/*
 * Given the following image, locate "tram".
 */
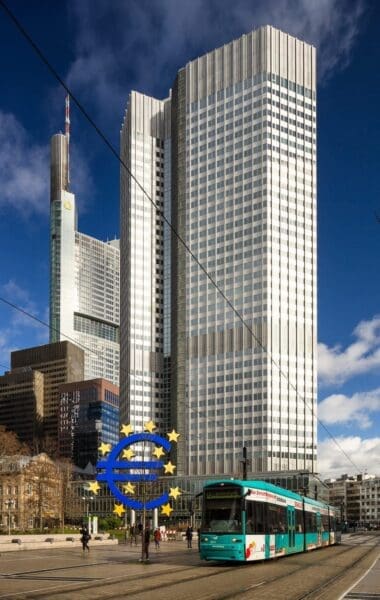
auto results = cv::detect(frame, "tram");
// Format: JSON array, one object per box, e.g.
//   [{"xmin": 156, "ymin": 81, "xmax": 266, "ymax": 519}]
[{"xmin": 199, "ymin": 479, "xmax": 341, "ymax": 562}]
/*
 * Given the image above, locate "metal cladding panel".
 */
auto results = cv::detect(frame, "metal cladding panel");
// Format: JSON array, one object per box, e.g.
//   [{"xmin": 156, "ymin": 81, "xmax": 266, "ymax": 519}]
[{"xmin": 185, "ymin": 26, "xmax": 315, "ymax": 104}]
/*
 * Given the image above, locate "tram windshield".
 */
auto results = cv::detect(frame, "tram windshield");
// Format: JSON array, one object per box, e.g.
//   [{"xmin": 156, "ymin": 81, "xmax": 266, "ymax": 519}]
[{"xmin": 202, "ymin": 487, "xmax": 242, "ymax": 533}]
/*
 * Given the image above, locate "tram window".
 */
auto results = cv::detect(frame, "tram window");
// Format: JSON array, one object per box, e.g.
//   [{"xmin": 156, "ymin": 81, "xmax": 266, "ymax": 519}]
[
  {"xmin": 267, "ymin": 503, "xmax": 287, "ymax": 534},
  {"xmin": 203, "ymin": 491, "xmax": 242, "ymax": 533},
  {"xmin": 330, "ymin": 516, "xmax": 336, "ymax": 532},
  {"xmin": 246, "ymin": 500, "xmax": 265, "ymax": 533},
  {"xmin": 295, "ymin": 509, "xmax": 304, "ymax": 533},
  {"xmin": 321, "ymin": 514, "xmax": 329, "ymax": 531},
  {"xmin": 304, "ymin": 511, "xmax": 317, "ymax": 532},
  {"xmin": 246, "ymin": 501, "xmax": 254, "ymax": 532}
]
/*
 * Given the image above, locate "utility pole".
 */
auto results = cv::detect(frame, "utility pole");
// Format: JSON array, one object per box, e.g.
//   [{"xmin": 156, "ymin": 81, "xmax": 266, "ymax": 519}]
[
  {"xmin": 6, "ymin": 500, "xmax": 14, "ymax": 535},
  {"xmin": 241, "ymin": 446, "xmax": 249, "ymax": 480}
]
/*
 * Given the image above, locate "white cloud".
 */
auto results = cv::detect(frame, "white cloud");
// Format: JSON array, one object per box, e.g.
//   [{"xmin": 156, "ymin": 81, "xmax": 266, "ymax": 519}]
[
  {"xmin": 0, "ymin": 111, "xmax": 48, "ymax": 215},
  {"xmin": 318, "ymin": 315, "xmax": 380, "ymax": 386},
  {"xmin": 263, "ymin": 0, "xmax": 365, "ymax": 80},
  {"xmin": 1, "ymin": 280, "xmax": 44, "ymax": 330},
  {"xmin": 0, "ymin": 280, "xmax": 48, "ymax": 370},
  {"xmin": 65, "ymin": 0, "xmax": 366, "ymax": 123},
  {"xmin": 319, "ymin": 388, "xmax": 380, "ymax": 429},
  {"xmin": 318, "ymin": 435, "xmax": 380, "ymax": 478},
  {"xmin": 0, "ymin": 109, "xmax": 94, "ymax": 217}
]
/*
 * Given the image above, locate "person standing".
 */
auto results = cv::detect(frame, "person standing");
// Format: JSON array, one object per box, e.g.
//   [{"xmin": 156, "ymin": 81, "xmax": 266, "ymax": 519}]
[
  {"xmin": 154, "ymin": 528, "xmax": 161, "ymax": 550},
  {"xmin": 185, "ymin": 525, "xmax": 193, "ymax": 549},
  {"xmin": 130, "ymin": 524, "xmax": 137, "ymax": 546},
  {"xmin": 80, "ymin": 525, "xmax": 90, "ymax": 553},
  {"xmin": 141, "ymin": 526, "xmax": 150, "ymax": 561}
]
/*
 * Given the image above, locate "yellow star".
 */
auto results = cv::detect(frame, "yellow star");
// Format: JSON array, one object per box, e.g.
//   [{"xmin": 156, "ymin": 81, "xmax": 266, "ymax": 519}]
[
  {"xmin": 152, "ymin": 446, "xmax": 165, "ymax": 459},
  {"xmin": 120, "ymin": 423, "xmax": 134, "ymax": 436},
  {"xmin": 87, "ymin": 481, "xmax": 100, "ymax": 495},
  {"xmin": 164, "ymin": 461, "xmax": 176, "ymax": 474},
  {"xmin": 123, "ymin": 482, "xmax": 136, "ymax": 495},
  {"xmin": 113, "ymin": 503, "xmax": 126, "ymax": 517},
  {"xmin": 122, "ymin": 448, "xmax": 135, "ymax": 460},
  {"xmin": 98, "ymin": 442, "xmax": 112, "ymax": 456},
  {"xmin": 144, "ymin": 420, "xmax": 157, "ymax": 433},
  {"xmin": 167, "ymin": 429, "xmax": 180, "ymax": 443},
  {"xmin": 169, "ymin": 486, "xmax": 181, "ymax": 500},
  {"xmin": 161, "ymin": 503, "xmax": 173, "ymax": 517}
]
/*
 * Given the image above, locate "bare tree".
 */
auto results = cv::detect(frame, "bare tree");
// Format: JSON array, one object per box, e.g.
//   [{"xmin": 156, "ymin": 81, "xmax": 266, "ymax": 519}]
[
  {"xmin": 24, "ymin": 454, "xmax": 62, "ymax": 530},
  {"xmin": 56, "ymin": 458, "xmax": 74, "ymax": 531},
  {"xmin": 0, "ymin": 425, "xmax": 30, "ymax": 456}
]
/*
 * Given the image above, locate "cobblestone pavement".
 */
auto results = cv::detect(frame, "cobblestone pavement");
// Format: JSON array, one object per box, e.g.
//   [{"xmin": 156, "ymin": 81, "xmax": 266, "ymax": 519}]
[{"xmin": 0, "ymin": 534, "xmax": 378, "ymax": 599}]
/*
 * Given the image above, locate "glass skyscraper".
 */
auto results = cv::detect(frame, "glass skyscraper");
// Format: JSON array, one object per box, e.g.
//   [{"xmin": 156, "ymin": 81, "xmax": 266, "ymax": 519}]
[
  {"xmin": 120, "ymin": 26, "xmax": 317, "ymax": 476},
  {"xmin": 50, "ymin": 107, "xmax": 120, "ymax": 386}
]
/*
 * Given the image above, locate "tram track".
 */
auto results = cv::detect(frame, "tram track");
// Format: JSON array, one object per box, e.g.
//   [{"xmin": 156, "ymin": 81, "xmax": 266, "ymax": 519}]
[
  {"xmin": 6, "ymin": 561, "xmax": 240, "ymax": 599},
  {"xmin": 293, "ymin": 540, "xmax": 380, "ymax": 600},
  {"xmin": 182, "ymin": 535, "xmax": 380, "ymax": 600},
  {"xmin": 224, "ymin": 536, "xmax": 380, "ymax": 600},
  {"xmin": 5, "ymin": 536, "xmax": 379, "ymax": 600}
]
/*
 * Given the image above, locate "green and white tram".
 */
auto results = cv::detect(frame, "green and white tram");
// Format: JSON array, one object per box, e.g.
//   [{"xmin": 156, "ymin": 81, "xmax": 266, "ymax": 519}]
[{"xmin": 200, "ymin": 479, "xmax": 341, "ymax": 562}]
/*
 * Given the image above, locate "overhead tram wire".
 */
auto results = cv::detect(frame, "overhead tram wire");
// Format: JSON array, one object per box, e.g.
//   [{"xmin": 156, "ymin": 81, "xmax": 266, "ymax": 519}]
[
  {"xmin": 0, "ymin": 0, "xmax": 362, "ymax": 474},
  {"xmin": 0, "ymin": 295, "xmax": 105, "ymax": 363}
]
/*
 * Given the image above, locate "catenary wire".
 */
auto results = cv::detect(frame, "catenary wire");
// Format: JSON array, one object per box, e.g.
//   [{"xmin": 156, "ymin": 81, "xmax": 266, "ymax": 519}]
[
  {"xmin": 0, "ymin": 0, "xmax": 362, "ymax": 473},
  {"xmin": 0, "ymin": 295, "xmax": 110, "ymax": 361}
]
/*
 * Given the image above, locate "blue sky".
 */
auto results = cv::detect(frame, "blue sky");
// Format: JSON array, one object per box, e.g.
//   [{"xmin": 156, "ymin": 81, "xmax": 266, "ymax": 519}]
[{"xmin": 0, "ymin": 0, "xmax": 379, "ymax": 478}]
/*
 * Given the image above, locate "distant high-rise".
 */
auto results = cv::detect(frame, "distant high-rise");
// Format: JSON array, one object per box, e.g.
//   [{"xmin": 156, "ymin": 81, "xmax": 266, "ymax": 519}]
[
  {"xmin": 11, "ymin": 341, "xmax": 84, "ymax": 440},
  {"xmin": 58, "ymin": 378, "xmax": 119, "ymax": 468},
  {"xmin": 120, "ymin": 26, "xmax": 317, "ymax": 476},
  {"xmin": 50, "ymin": 97, "xmax": 120, "ymax": 385},
  {"xmin": 0, "ymin": 368, "xmax": 44, "ymax": 445}
]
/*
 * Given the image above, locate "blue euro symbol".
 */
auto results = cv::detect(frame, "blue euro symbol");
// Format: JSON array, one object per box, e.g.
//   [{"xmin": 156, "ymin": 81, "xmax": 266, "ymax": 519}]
[{"xmin": 96, "ymin": 432, "xmax": 172, "ymax": 510}]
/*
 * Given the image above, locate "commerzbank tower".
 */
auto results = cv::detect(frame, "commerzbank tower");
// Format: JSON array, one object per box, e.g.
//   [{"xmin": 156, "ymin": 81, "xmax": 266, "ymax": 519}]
[
  {"xmin": 120, "ymin": 26, "xmax": 317, "ymax": 477},
  {"xmin": 50, "ymin": 97, "xmax": 120, "ymax": 386}
]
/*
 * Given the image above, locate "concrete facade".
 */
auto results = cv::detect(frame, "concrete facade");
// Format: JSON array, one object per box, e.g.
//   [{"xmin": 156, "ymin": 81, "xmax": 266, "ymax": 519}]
[
  {"xmin": 120, "ymin": 26, "xmax": 317, "ymax": 477},
  {"xmin": 11, "ymin": 341, "xmax": 84, "ymax": 440},
  {"xmin": 0, "ymin": 369, "xmax": 44, "ymax": 445}
]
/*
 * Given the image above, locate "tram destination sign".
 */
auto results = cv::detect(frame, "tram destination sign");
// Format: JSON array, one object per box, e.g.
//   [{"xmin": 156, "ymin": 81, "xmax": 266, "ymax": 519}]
[{"xmin": 205, "ymin": 489, "xmax": 241, "ymax": 500}]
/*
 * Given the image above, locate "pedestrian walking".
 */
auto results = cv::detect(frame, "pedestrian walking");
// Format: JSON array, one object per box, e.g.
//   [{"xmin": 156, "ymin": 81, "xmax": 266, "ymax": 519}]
[
  {"xmin": 154, "ymin": 528, "xmax": 161, "ymax": 550},
  {"xmin": 80, "ymin": 525, "xmax": 91, "ymax": 553},
  {"xmin": 185, "ymin": 525, "xmax": 193, "ymax": 549}
]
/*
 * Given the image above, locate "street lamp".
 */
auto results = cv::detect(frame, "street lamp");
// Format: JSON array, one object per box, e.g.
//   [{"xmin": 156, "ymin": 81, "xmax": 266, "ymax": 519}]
[
  {"xmin": 82, "ymin": 496, "xmax": 94, "ymax": 520},
  {"xmin": 5, "ymin": 500, "xmax": 15, "ymax": 535}
]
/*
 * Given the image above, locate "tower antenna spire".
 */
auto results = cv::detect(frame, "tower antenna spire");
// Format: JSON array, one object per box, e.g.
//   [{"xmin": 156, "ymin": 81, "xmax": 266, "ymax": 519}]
[{"xmin": 65, "ymin": 94, "xmax": 70, "ymax": 187}]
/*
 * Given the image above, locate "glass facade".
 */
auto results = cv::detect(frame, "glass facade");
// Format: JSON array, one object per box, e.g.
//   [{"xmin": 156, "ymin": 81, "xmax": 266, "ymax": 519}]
[
  {"xmin": 121, "ymin": 26, "xmax": 317, "ymax": 477},
  {"xmin": 58, "ymin": 380, "xmax": 119, "ymax": 468},
  {"xmin": 49, "ymin": 133, "xmax": 120, "ymax": 386}
]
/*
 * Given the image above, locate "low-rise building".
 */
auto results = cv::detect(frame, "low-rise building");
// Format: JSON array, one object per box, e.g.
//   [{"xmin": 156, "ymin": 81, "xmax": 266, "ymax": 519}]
[
  {"xmin": 0, "ymin": 454, "xmax": 63, "ymax": 531},
  {"xmin": 326, "ymin": 474, "xmax": 380, "ymax": 528}
]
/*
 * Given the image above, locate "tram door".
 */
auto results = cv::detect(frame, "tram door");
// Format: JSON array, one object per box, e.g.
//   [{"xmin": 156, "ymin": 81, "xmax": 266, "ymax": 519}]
[
  {"xmin": 287, "ymin": 506, "xmax": 295, "ymax": 549},
  {"xmin": 316, "ymin": 513, "xmax": 322, "ymax": 546}
]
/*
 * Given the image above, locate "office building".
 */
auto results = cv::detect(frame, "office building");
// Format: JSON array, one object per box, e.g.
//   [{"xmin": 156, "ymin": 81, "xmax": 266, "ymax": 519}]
[
  {"xmin": 11, "ymin": 341, "xmax": 84, "ymax": 439},
  {"xmin": 58, "ymin": 378, "xmax": 119, "ymax": 468},
  {"xmin": 0, "ymin": 368, "xmax": 44, "ymax": 446},
  {"xmin": 120, "ymin": 94, "xmax": 170, "ymax": 436},
  {"xmin": 50, "ymin": 98, "xmax": 120, "ymax": 385},
  {"xmin": 120, "ymin": 26, "xmax": 317, "ymax": 476}
]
